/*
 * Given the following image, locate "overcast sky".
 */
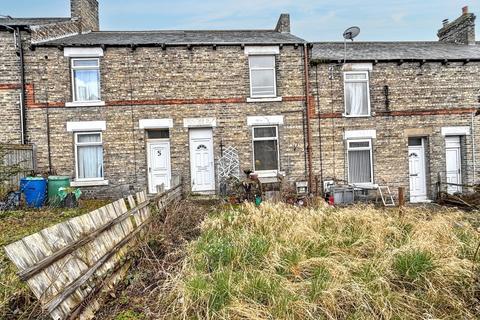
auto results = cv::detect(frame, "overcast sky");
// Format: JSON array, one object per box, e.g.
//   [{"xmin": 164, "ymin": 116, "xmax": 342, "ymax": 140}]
[{"xmin": 2, "ymin": 0, "xmax": 479, "ymax": 41}]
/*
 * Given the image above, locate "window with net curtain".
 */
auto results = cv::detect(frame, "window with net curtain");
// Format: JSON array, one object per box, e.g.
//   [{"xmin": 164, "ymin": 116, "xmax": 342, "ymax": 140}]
[
  {"xmin": 253, "ymin": 126, "xmax": 279, "ymax": 171},
  {"xmin": 249, "ymin": 55, "xmax": 276, "ymax": 97},
  {"xmin": 344, "ymin": 72, "xmax": 370, "ymax": 116},
  {"xmin": 75, "ymin": 133, "xmax": 103, "ymax": 180},
  {"xmin": 347, "ymin": 140, "xmax": 373, "ymax": 184},
  {"xmin": 71, "ymin": 58, "xmax": 100, "ymax": 102}
]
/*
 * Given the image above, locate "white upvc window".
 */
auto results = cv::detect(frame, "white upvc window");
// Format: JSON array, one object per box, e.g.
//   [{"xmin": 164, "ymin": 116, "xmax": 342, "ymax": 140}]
[
  {"xmin": 344, "ymin": 71, "xmax": 371, "ymax": 117},
  {"xmin": 347, "ymin": 139, "xmax": 373, "ymax": 184},
  {"xmin": 249, "ymin": 55, "xmax": 277, "ymax": 98},
  {"xmin": 71, "ymin": 58, "xmax": 101, "ymax": 102},
  {"xmin": 252, "ymin": 126, "xmax": 279, "ymax": 172},
  {"xmin": 74, "ymin": 132, "xmax": 104, "ymax": 180}
]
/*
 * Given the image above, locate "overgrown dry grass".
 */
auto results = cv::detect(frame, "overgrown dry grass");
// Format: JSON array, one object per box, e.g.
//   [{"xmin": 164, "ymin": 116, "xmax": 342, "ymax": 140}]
[
  {"xmin": 162, "ymin": 203, "xmax": 480, "ymax": 319},
  {"xmin": 95, "ymin": 198, "xmax": 216, "ymax": 320}
]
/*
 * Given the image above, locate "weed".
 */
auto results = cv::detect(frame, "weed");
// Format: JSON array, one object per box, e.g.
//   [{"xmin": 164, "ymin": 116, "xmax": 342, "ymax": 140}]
[
  {"xmin": 393, "ymin": 249, "xmax": 434, "ymax": 282},
  {"xmin": 114, "ymin": 310, "xmax": 144, "ymax": 320},
  {"xmin": 308, "ymin": 266, "xmax": 331, "ymax": 301}
]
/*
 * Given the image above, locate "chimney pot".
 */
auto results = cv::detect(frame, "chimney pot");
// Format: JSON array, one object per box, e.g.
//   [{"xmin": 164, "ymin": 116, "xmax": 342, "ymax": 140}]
[{"xmin": 462, "ymin": 6, "xmax": 469, "ymax": 14}]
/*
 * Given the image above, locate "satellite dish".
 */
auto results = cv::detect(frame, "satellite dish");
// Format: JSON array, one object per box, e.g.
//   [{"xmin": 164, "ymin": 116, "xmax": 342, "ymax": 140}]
[{"xmin": 343, "ymin": 26, "xmax": 360, "ymax": 41}]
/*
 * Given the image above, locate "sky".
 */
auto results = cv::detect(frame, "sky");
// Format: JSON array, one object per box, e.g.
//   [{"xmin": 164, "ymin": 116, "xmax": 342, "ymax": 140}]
[{"xmin": 2, "ymin": 0, "xmax": 480, "ymax": 41}]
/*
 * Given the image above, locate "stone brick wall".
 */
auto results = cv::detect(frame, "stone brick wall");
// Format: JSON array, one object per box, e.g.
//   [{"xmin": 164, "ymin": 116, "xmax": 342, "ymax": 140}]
[
  {"xmin": 0, "ymin": 30, "xmax": 25, "ymax": 144},
  {"xmin": 71, "ymin": 0, "xmax": 99, "ymax": 32},
  {"xmin": 310, "ymin": 61, "xmax": 480, "ymax": 200},
  {"xmin": 24, "ymin": 45, "xmax": 308, "ymax": 197}
]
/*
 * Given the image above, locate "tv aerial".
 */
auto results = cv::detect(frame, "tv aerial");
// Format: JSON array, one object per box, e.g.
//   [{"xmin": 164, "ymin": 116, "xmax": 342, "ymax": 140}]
[{"xmin": 342, "ymin": 26, "xmax": 360, "ymax": 63}]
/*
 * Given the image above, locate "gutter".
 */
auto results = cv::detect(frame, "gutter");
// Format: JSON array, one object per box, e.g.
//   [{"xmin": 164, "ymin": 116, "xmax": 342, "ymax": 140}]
[
  {"xmin": 303, "ymin": 44, "xmax": 314, "ymax": 193},
  {"xmin": 311, "ymin": 58, "xmax": 480, "ymax": 64},
  {"xmin": 31, "ymin": 42, "xmax": 305, "ymax": 49}
]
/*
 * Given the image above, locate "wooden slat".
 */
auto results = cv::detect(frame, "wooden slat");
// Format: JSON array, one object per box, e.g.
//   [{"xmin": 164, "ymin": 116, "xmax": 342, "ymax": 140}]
[
  {"xmin": 11, "ymin": 199, "xmax": 151, "ymax": 281},
  {"xmin": 3, "ymin": 180, "xmax": 183, "ymax": 320}
]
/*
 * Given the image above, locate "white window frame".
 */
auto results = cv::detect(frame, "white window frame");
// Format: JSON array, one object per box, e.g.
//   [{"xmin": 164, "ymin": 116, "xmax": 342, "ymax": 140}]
[
  {"xmin": 343, "ymin": 71, "xmax": 371, "ymax": 117},
  {"xmin": 346, "ymin": 139, "xmax": 374, "ymax": 185},
  {"xmin": 74, "ymin": 131, "xmax": 104, "ymax": 181},
  {"xmin": 248, "ymin": 55, "xmax": 277, "ymax": 99},
  {"xmin": 252, "ymin": 126, "xmax": 280, "ymax": 174},
  {"xmin": 71, "ymin": 57, "xmax": 101, "ymax": 103}
]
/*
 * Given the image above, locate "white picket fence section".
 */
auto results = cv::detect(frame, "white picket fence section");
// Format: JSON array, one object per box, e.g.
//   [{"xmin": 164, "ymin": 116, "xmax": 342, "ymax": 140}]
[{"xmin": 3, "ymin": 181, "xmax": 182, "ymax": 320}]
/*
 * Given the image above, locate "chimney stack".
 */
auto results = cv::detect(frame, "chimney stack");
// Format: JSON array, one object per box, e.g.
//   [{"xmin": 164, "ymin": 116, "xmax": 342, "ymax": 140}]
[
  {"xmin": 275, "ymin": 13, "xmax": 290, "ymax": 33},
  {"xmin": 71, "ymin": 0, "xmax": 99, "ymax": 32},
  {"xmin": 438, "ymin": 6, "xmax": 476, "ymax": 45}
]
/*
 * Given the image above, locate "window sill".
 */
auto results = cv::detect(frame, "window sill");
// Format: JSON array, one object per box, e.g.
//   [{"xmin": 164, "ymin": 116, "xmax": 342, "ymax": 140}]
[
  {"xmin": 66, "ymin": 101, "xmax": 106, "ymax": 108},
  {"xmin": 247, "ymin": 97, "xmax": 283, "ymax": 103},
  {"xmin": 351, "ymin": 183, "xmax": 378, "ymax": 189},
  {"xmin": 71, "ymin": 179, "xmax": 109, "ymax": 187},
  {"xmin": 342, "ymin": 114, "xmax": 371, "ymax": 118},
  {"xmin": 254, "ymin": 170, "xmax": 285, "ymax": 178}
]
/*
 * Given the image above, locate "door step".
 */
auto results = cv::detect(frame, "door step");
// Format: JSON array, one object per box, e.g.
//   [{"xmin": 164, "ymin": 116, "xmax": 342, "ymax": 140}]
[{"xmin": 189, "ymin": 192, "xmax": 219, "ymax": 201}]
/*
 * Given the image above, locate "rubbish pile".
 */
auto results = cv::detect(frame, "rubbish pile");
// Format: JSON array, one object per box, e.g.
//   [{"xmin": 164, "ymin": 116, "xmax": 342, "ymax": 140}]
[{"xmin": 437, "ymin": 187, "xmax": 480, "ymax": 210}]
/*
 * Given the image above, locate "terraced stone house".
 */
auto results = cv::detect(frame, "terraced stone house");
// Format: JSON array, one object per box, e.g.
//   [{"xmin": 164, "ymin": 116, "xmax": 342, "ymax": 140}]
[
  {"xmin": 1, "ymin": 0, "xmax": 480, "ymax": 201},
  {"xmin": 1, "ymin": 0, "xmax": 310, "ymax": 197},
  {"xmin": 309, "ymin": 7, "xmax": 480, "ymax": 202}
]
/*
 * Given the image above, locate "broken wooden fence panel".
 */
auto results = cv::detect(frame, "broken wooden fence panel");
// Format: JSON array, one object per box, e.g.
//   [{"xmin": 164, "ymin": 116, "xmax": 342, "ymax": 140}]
[{"xmin": 4, "ymin": 182, "xmax": 182, "ymax": 320}]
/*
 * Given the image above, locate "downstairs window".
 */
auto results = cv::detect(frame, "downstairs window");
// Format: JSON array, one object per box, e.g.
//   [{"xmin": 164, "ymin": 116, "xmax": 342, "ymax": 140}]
[
  {"xmin": 253, "ymin": 126, "xmax": 279, "ymax": 171},
  {"xmin": 75, "ymin": 132, "xmax": 104, "ymax": 180},
  {"xmin": 347, "ymin": 139, "xmax": 373, "ymax": 184}
]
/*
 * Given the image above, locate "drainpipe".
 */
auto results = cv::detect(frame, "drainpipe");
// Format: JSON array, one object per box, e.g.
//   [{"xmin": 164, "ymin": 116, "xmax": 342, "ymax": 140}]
[
  {"xmin": 303, "ymin": 44, "xmax": 314, "ymax": 193},
  {"xmin": 472, "ymin": 112, "xmax": 476, "ymax": 183},
  {"xmin": 17, "ymin": 27, "xmax": 27, "ymax": 145},
  {"xmin": 315, "ymin": 63, "xmax": 324, "ymax": 191}
]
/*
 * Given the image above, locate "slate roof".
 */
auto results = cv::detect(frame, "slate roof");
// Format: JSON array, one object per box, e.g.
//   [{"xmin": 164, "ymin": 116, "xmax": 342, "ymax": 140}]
[
  {"xmin": 312, "ymin": 41, "xmax": 480, "ymax": 61},
  {"xmin": 38, "ymin": 30, "xmax": 306, "ymax": 46},
  {"xmin": 0, "ymin": 17, "xmax": 70, "ymax": 27}
]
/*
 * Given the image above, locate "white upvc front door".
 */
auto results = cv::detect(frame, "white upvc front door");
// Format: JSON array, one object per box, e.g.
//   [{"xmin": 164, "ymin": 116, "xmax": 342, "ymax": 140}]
[
  {"xmin": 147, "ymin": 140, "xmax": 171, "ymax": 194},
  {"xmin": 189, "ymin": 128, "xmax": 215, "ymax": 192},
  {"xmin": 445, "ymin": 136, "xmax": 462, "ymax": 194},
  {"xmin": 408, "ymin": 139, "xmax": 427, "ymax": 202}
]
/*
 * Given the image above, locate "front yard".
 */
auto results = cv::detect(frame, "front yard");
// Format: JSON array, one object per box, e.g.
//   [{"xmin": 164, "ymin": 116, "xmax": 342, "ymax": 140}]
[
  {"xmin": 2, "ymin": 199, "xmax": 480, "ymax": 319},
  {"xmin": 99, "ymin": 202, "xmax": 480, "ymax": 320}
]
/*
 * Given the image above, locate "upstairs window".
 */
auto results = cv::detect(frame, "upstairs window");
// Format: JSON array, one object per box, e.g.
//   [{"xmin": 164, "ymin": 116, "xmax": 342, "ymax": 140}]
[
  {"xmin": 347, "ymin": 139, "xmax": 373, "ymax": 184},
  {"xmin": 344, "ymin": 71, "xmax": 370, "ymax": 117},
  {"xmin": 252, "ymin": 126, "xmax": 279, "ymax": 171},
  {"xmin": 71, "ymin": 58, "xmax": 101, "ymax": 102},
  {"xmin": 75, "ymin": 132, "xmax": 103, "ymax": 180},
  {"xmin": 249, "ymin": 55, "xmax": 276, "ymax": 98}
]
